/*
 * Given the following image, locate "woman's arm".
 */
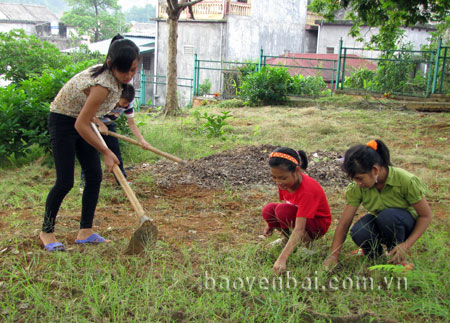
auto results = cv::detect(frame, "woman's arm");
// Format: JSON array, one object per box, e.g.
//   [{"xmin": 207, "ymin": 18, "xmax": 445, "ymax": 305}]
[
  {"xmin": 388, "ymin": 198, "xmax": 432, "ymax": 263},
  {"xmin": 127, "ymin": 118, "xmax": 151, "ymax": 149},
  {"xmin": 322, "ymin": 204, "xmax": 359, "ymax": 269},
  {"xmin": 273, "ymin": 217, "xmax": 308, "ymax": 275},
  {"xmin": 75, "ymin": 85, "xmax": 119, "ymax": 171}
]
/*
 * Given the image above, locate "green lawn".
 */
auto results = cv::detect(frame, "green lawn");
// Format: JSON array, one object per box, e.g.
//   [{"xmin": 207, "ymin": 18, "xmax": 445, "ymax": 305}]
[{"xmin": 0, "ymin": 103, "xmax": 448, "ymax": 322}]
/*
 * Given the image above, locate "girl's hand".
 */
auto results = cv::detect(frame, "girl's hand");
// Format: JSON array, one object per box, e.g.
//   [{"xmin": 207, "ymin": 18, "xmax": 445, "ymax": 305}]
[
  {"xmin": 388, "ymin": 242, "xmax": 409, "ymax": 264},
  {"xmin": 322, "ymin": 255, "xmax": 338, "ymax": 271},
  {"xmin": 103, "ymin": 149, "xmax": 120, "ymax": 172},
  {"xmin": 139, "ymin": 139, "xmax": 151, "ymax": 150},
  {"xmin": 98, "ymin": 123, "xmax": 108, "ymax": 136},
  {"xmin": 273, "ymin": 258, "xmax": 287, "ymax": 276},
  {"xmin": 263, "ymin": 225, "xmax": 274, "ymax": 237}
]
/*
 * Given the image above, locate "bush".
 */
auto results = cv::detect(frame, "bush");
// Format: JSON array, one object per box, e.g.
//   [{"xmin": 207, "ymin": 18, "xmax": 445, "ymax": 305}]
[
  {"xmin": 239, "ymin": 66, "xmax": 292, "ymax": 105},
  {"xmin": 289, "ymin": 74, "xmax": 327, "ymax": 96},
  {"xmin": 344, "ymin": 68, "xmax": 376, "ymax": 89},
  {"xmin": 197, "ymin": 79, "xmax": 212, "ymax": 96},
  {"xmin": 0, "ymin": 60, "xmax": 97, "ymax": 161}
]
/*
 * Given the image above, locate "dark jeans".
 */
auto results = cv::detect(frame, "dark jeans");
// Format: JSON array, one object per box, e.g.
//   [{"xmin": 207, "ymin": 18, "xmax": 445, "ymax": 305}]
[
  {"xmin": 43, "ymin": 112, "xmax": 102, "ymax": 233},
  {"xmin": 80, "ymin": 123, "xmax": 126, "ymax": 185},
  {"xmin": 350, "ymin": 208, "xmax": 416, "ymax": 258}
]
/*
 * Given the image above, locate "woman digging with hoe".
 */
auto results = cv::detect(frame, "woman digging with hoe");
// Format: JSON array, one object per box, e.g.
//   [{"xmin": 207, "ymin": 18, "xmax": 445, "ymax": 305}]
[
  {"xmin": 39, "ymin": 35, "xmax": 140, "ymax": 251},
  {"xmin": 323, "ymin": 139, "xmax": 432, "ymax": 270}
]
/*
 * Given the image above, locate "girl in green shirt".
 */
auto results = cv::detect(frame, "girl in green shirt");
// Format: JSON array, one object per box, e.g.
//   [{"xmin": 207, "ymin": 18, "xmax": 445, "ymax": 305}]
[{"xmin": 323, "ymin": 139, "xmax": 432, "ymax": 269}]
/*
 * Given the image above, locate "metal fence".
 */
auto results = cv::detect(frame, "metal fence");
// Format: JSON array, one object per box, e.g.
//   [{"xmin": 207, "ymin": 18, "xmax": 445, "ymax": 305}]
[
  {"xmin": 335, "ymin": 38, "xmax": 450, "ymax": 97},
  {"xmin": 193, "ymin": 49, "xmax": 336, "ymax": 99},
  {"xmin": 139, "ymin": 68, "xmax": 194, "ymax": 108}
]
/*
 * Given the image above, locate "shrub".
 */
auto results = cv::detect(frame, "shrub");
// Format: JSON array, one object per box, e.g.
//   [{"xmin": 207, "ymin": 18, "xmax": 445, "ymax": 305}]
[
  {"xmin": 289, "ymin": 74, "xmax": 327, "ymax": 96},
  {"xmin": 197, "ymin": 79, "xmax": 212, "ymax": 96},
  {"xmin": 0, "ymin": 60, "xmax": 97, "ymax": 161},
  {"xmin": 239, "ymin": 66, "xmax": 292, "ymax": 105},
  {"xmin": 344, "ymin": 68, "xmax": 376, "ymax": 90}
]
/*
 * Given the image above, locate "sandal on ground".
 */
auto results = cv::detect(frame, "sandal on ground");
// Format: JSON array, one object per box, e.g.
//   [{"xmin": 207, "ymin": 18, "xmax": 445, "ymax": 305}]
[
  {"xmin": 75, "ymin": 233, "xmax": 107, "ymax": 244},
  {"xmin": 43, "ymin": 242, "xmax": 65, "ymax": 252}
]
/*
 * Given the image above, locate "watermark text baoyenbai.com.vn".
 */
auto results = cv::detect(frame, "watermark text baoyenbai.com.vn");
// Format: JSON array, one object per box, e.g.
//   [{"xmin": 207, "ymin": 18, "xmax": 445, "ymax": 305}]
[{"xmin": 202, "ymin": 271, "xmax": 408, "ymax": 292}]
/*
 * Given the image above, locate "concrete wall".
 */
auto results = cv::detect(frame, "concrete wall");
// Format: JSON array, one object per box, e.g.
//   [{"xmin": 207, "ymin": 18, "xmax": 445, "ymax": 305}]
[
  {"xmin": 317, "ymin": 24, "xmax": 434, "ymax": 57},
  {"xmin": 155, "ymin": 20, "xmax": 225, "ymax": 107},
  {"xmin": 226, "ymin": 0, "xmax": 307, "ymax": 60},
  {"xmin": 0, "ymin": 22, "xmax": 35, "ymax": 34}
]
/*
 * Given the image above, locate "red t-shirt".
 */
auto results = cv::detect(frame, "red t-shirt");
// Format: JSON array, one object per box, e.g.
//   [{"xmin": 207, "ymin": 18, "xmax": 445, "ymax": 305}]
[{"xmin": 278, "ymin": 173, "xmax": 331, "ymax": 220}]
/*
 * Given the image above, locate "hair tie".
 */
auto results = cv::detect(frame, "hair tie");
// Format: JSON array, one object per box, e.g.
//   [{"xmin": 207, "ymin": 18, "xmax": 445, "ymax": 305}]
[
  {"xmin": 366, "ymin": 140, "xmax": 378, "ymax": 151},
  {"xmin": 269, "ymin": 152, "xmax": 299, "ymax": 165}
]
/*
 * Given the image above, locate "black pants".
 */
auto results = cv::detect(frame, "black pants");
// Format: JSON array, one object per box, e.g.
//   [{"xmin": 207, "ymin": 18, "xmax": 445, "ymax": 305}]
[
  {"xmin": 350, "ymin": 208, "xmax": 416, "ymax": 258},
  {"xmin": 42, "ymin": 112, "xmax": 102, "ymax": 233},
  {"xmin": 80, "ymin": 123, "xmax": 126, "ymax": 185}
]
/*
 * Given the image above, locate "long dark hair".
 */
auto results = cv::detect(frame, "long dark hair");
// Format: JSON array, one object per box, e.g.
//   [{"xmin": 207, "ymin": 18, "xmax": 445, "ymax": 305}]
[
  {"xmin": 91, "ymin": 34, "xmax": 140, "ymax": 78},
  {"xmin": 343, "ymin": 139, "xmax": 392, "ymax": 178},
  {"xmin": 268, "ymin": 147, "xmax": 308, "ymax": 173}
]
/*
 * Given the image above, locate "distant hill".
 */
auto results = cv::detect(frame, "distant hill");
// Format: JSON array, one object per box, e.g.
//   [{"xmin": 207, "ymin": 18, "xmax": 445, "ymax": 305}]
[{"xmin": 0, "ymin": 0, "xmax": 68, "ymax": 15}]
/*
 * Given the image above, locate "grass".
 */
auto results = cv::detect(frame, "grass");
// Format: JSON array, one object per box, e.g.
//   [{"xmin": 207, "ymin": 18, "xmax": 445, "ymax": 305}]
[{"xmin": 0, "ymin": 103, "xmax": 449, "ymax": 321}]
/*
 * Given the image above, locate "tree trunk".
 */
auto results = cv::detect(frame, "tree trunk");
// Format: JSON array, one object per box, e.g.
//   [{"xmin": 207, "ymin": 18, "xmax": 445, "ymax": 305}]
[{"xmin": 165, "ymin": 17, "xmax": 180, "ymax": 116}]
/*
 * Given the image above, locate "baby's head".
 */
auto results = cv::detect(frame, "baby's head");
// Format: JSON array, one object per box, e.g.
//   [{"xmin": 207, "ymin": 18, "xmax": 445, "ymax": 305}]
[{"xmin": 119, "ymin": 84, "xmax": 135, "ymax": 108}]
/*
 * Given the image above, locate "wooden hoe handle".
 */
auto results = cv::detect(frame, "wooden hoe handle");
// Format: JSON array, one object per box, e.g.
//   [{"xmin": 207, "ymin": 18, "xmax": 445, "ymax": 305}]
[
  {"xmin": 106, "ymin": 131, "xmax": 185, "ymax": 165},
  {"xmin": 91, "ymin": 123, "xmax": 146, "ymax": 219}
]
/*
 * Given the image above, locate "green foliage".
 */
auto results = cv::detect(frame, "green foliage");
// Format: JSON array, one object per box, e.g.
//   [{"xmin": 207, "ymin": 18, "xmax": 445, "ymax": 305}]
[
  {"xmin": 344, "ymin": 68, "xmax": 376, "ymax": 90},
  {"xmin": 289, "ymin": 74, "xmax": 327, "ymax": 96},
  {"xmin": 0, "ymin": 29, "xmax": 72, "ymax": 83},
  {"xmin": 124, "ymin": 3, "xmax": 156, "ymax": 22},
  {"xmin": 197, "ymin": 79, "xmax": 212, "ymax": 96},
  {"xmin": 61, "ymin": 0, "xmax": 129, "ymax": 42},
  {"xmin": 0, "ymin": 61, "xmax": 96, "ymax": 162},
  {"xmin": 216, "ymin": 98, "xmax": 247, "ymax": 108},
  {"xmin": 309, "ymin": 0, "xmax": 450, "ymax": 49},
  {"xmin": 239, "ymin": 66, "xmax": 292, "ymax": 105},
  {"xmin": 68, "ymin": 44, "xmax": 105, "ymax": 64},
  {"xmin": 199, "ymin": 111, "xmax": 232, "ymax": 138}
]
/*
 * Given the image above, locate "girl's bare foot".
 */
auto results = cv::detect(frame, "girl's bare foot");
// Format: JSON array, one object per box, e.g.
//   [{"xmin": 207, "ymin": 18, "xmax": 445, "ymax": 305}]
[
  {"xmin": 76, "ymin": 228, "xmax": 111, "ymax": 243},
  {"xmin": 39, "ymin": 231, "xmax": 57, "ymax": 246}
]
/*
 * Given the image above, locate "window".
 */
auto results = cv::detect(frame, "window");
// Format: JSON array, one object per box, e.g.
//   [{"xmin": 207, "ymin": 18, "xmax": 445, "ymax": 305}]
[
  {"xmin": 326, "ymin": 47, "xmax": 334, "ymax": 54},
  {"xmin": 183, "ymin": 45, "xmax": 195, "ymax": 56},
  {"xmin": 143, "ymin": 55, "xmax": 152, "ymax": 70}
]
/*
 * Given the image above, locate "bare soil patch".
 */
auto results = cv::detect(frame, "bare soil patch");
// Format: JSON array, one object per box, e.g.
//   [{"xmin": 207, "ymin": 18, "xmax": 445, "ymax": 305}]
[{"xmin": 140, "ymin": 144, "xmax": 349, "ymax": 189}]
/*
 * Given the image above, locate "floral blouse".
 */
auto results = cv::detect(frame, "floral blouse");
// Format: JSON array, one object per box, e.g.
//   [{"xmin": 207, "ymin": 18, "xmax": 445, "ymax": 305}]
[{"xmin": 50, "ymin": 65, "xmax": 122, "ymax": 118}]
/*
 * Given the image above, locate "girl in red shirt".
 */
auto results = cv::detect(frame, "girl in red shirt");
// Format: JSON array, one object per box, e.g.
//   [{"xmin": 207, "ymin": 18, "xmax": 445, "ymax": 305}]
[{"xmin": 262, "ymin": 147, "xmax": 332, "ymax": 275}]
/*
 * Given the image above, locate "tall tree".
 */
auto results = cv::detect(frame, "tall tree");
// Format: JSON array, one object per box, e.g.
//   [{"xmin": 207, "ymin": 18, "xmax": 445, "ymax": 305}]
[
  {"xmin": 61, "ymin": 0, "xmax": 129, "ymax": 42},
  {"xmin": 162, "ymin": 0, "xmax": 203, "ymax": 116},
  {"xmin": 309, "ymin": 0, "xmax": 450, "ymax": 48},
  {"xmin": 125, "ymin": 4, "xmax": 156, "ymax": 23}
]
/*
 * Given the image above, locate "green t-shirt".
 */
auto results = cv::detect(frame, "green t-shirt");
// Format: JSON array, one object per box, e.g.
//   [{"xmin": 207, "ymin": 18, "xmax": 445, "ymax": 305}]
[{"xmin": 345, "ymin": 166, "xmax": 425, "ymax": 219}]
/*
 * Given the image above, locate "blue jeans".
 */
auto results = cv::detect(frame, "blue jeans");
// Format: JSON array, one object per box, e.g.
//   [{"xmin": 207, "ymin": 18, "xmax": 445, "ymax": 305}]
[{"xmin": 350, "ymin": 208, "xmax": 416, "ymax": 258}]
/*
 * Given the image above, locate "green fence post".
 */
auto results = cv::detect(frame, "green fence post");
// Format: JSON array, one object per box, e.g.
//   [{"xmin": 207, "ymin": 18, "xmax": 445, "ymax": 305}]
[
  {"xmin": 439, "ymin": 46, "xmax": 448, "ymax": 94},
  {"xmin": 258, "ymin": 48, "xmax": 263, "ymax": 71},
  {"xmin": 341, "ymin": 47, "xmax": 348, "ymax": 90},
  {"xmin": 331, "ymin": 60, "xmax": 335, "ymax": 96},
  {"xmin": 426, "ymin": 52, "xmax": 434, "ymax": 97},
  {"xmin": 335, "ymin": 38, "xmax": 343, "ymax": 92},
  {"xmin": 139, "ymin": 64, "xmax": 145, "ymax": 110},
  {"xmin": 432, "ymin": 38, "xmax": 442, "ymax": 94},
  {"xmin": 193, "ymin": 52, "xmax": 197, "ymax": 96}
]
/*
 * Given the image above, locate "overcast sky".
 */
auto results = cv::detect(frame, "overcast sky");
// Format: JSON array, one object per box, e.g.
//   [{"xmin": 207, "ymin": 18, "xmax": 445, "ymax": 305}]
[{"xmin": 118, "ymin": 0, "xmax": 157, "ymax": 11}]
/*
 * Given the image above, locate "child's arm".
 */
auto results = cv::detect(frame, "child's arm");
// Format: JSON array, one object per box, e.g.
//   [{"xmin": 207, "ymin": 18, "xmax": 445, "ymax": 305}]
[
  {"xmin": 127, "ymin": 118, "xmax": 151, "ymax": 149},
  {"xmin": 92, "ymin": 117, "xmax": 109, "ymax": 135},
  {"xmin": 75, "ymin": 85, "xmax": 119, "ymax": 172},
  {"xmin": 273, "ymin": 217, "xmax": 308, "ymax": 275},
  {"xmin": 322, "ymin": 204, "xmax": 358, "ymax": 269},
  {"xmin": 388, "ymin": 198, "xmax": 432, "ymax": 264}
]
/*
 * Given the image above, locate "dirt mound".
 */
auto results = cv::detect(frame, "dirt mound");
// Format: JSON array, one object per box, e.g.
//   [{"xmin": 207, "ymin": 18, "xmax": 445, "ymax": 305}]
[{"xmin": 141, "ymin": 145, "xmax": 350, "ymax": 189}]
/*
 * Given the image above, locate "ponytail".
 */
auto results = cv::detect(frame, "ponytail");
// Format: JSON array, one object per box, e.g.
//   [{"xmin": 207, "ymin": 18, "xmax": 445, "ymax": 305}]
[
  {"xmin": 91, "ymin": 34, "xmax": 139, "ymax": 78},
  {"xmin": 343, "ymin": 139, "xmax": 392, "ymax": 178},
  {"xmin": 297, "ymin": 150, "xmax": 308, "ymax": 170}
]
